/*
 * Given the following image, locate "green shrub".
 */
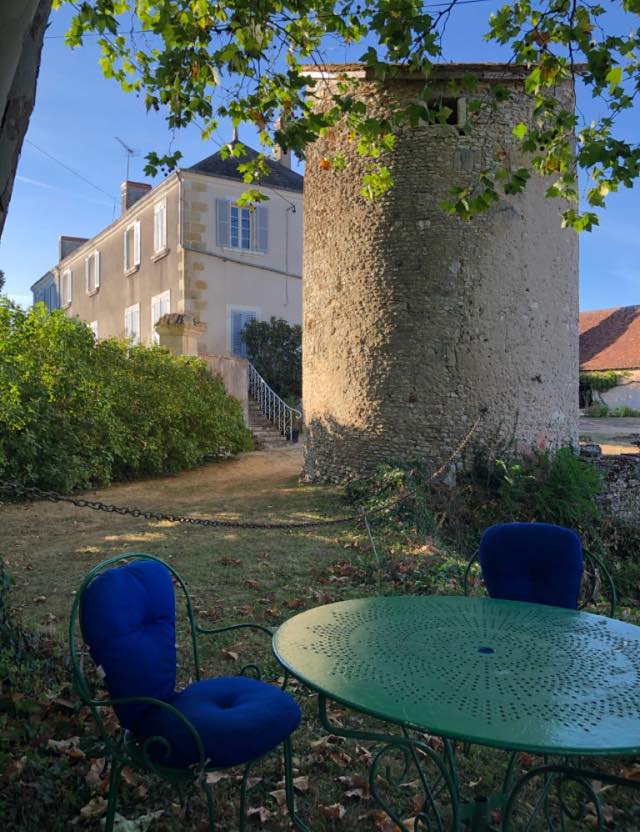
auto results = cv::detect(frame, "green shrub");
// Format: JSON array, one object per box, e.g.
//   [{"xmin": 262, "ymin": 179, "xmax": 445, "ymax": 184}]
[
  {"xmin": 348, "ymin": 447, "xmax": 602, "ymax": 555},
  {"xmin": 579, "ymin": 370, "xmax": 622, "ymax": 393},
  {"xmin": 585, "ymin": 402, "xmax": 610, "ymax": 417},
  {"xmin": 242, "ymin": 316, "xmax": 301, "ymax": 400},
  {"xmin": 609, "ymin": 405, "xmax": 640, "ymax": 417},
  {"xmin": 0, "ymin": 300, "xmax": 252, "ymax": 492}
]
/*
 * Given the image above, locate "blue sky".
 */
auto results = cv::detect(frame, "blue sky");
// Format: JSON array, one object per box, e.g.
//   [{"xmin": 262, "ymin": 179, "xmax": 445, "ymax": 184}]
[{"xmin": 0, "ymin": 2, "xmax": 638, "ymax": 311}]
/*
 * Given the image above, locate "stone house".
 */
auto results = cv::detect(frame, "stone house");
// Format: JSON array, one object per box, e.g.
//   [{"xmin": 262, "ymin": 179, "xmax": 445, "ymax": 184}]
[
  {"xmin": 580, "ymin": 305, "xmax": 640, "ymax": 408},
  {"xmin": 302, "ymin": 63, "xmax": 579, "ymax": 482},
  {"xmin": 33, "ymin": 145, "xmax": 303, "ymax": 359}
]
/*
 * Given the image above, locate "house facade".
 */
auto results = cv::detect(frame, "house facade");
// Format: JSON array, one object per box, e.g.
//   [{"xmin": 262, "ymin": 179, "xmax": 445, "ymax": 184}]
[
  {"xmin": 580, "ymin": 305, "xmax": 640, "ymax": 409},
  {"xmin": 36, "ymin": 146, "xmax": 303, "ymax": 358},
  {"xmin": 31, "ymin": 270, "xmax": 59, "ymax": 312}
]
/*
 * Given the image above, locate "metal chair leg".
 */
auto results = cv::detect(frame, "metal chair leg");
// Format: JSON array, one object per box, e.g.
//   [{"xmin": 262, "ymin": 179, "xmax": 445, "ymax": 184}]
[
  {"xmin": 105, "ymin": 759, "xmax": 123, "ymax": 832},
  {"xmin": 283, "ymin": 736, "xmax": 310, "ymax": 832},
  {"xmin": 200, "ymin": 778, "xmax": 217, "ymax": 832}
]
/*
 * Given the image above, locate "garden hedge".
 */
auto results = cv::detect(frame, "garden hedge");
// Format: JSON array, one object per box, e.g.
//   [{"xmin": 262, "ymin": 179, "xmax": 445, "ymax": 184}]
[{"xmin": 0, "ymin": 301, "xmax": 252, "ymax": 492}]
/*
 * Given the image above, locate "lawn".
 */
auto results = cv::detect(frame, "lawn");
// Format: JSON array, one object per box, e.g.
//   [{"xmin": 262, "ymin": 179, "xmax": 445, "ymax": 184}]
[{"xmin": 1, "ymin": 448, "xmax": 639, "ymax": 831}]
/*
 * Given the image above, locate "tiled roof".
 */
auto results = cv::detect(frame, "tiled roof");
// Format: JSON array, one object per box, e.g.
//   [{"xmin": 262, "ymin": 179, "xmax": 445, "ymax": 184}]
[
  {"xmin": 188, "ymin": 144, "xmax": 303, "ymax": 193},
  {"xmin": 579, "ymin": 305, "xmax": 640, "ymax": 370}
]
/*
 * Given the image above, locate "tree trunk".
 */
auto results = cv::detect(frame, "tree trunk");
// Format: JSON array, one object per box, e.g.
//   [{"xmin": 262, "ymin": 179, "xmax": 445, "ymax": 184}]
[{"xmin": 0, "ymin": 0, "xmax": 52, "ymax": 241}]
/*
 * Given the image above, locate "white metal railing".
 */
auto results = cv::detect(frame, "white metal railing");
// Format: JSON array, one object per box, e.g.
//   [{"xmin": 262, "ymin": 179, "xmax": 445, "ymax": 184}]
[{"xmin": 248, "ymin": 363, "xmax": 302, "ymax": 442}]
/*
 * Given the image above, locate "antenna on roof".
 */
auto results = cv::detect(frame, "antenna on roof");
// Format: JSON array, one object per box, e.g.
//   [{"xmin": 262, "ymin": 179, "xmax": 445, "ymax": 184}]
[{"xmin": 115, "ymin": 136, "xmax": 140, "ymax": 181}]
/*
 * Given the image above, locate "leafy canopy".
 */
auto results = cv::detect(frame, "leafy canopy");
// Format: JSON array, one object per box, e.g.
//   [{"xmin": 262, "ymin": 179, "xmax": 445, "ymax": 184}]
[{"xmin": 56, "ymin": 0, "xmax": 640, "ymax": 228}]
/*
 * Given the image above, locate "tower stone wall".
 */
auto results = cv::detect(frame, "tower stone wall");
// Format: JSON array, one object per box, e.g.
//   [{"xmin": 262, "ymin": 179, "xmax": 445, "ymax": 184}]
[{"xmin": 302, "ymin": 64, "xmax": 579, "ymax": 482}]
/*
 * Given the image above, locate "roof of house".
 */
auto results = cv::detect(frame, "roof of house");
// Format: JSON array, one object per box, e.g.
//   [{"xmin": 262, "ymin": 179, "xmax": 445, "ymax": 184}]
[
  {"xmin": 579, "ymin": 305, "xmax": 640, "ymax": 371},
  {"xmin": 189, "ymin": 144, "xmax": 303, "ymax": 193}
]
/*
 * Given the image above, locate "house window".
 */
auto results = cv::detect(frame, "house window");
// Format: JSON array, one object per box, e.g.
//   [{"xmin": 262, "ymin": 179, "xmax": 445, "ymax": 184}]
[
  {"xmin": 85, "ymin": 251, "xmax": 100, "ymax": 293},
  {"xmin": 216, "ymin": 199, "xmax": 268, "ymax": 252},
  {"xmin": 124, "ymin": 220, "xmax": 141, "ymax": 272},
  {"xmin": 230, "ymin": 308, "xmax": 257, "ymax": 358},
  {"xmin": 153, "ymin": 200, "xmax": 167, "ymax": 253},
  {"xmin": 89, "ymin": 321, "xmax": 98, "ymax": 339},
  {"xmin": 151, "ymin": 290, "xmax": 170, "ymax": 344},
  {"xmin": 426, "ymin": 97, "xmax": 465, "ymax": 127},
  {"xmin": 124, "ymin": 303, "xmax": 140, "ymax": 344},
  {"xmin": 61, "ymin": 269, "xmax": 72, "ymax": 305}
]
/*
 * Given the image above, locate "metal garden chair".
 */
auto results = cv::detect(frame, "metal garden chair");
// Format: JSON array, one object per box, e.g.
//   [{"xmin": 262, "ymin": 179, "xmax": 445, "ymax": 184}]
[
  {"xmin": 69, "ymin": 553, "xmax": 309, "ymax": 832},
  {"xmin": 463, "ymin": 521, "xmax": 617, "ymax": 617}
]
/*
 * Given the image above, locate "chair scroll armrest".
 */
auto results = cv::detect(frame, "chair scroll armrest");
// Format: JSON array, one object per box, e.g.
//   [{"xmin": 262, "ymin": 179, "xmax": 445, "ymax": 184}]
[
  {"xmin": 462, "ymin": 549, "xmax": 481, "ymax": 596},
  {"xmin": 89, "ymin": 695, "xmax": 207, "ymax": 772},
  {"xmin": 582, "ymin": 548, "xmax": 617, "ymax": 618}
]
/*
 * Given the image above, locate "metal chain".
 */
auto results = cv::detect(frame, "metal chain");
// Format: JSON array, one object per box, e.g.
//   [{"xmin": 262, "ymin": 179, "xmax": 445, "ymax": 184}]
[
  {"xmin": 0, "ymin": 481, "xmax": 365, "ymax": 530},
  {"xmin": 0, "ymin": 418, "xmax": 481, "ymax": 531}
]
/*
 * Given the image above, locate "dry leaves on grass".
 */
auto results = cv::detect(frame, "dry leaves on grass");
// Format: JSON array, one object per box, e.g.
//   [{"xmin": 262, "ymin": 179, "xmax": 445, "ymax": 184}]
[{"xmin": 320, "ymin": 803, "xmax": 347, "ymax": 821}]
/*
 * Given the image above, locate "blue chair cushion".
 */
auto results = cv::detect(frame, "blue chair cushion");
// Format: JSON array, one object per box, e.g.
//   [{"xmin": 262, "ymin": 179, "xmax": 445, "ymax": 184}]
[
  {"xmin": 136, "ymin": 676, "xmax": 302, "ymax": 769},
  {"xmin": 479, "ymin": 522, "xmax": 584, "ymax": 609},
  {"xmin": 80, "ymin": 560, "xmax": 177, "ymax": 730}
]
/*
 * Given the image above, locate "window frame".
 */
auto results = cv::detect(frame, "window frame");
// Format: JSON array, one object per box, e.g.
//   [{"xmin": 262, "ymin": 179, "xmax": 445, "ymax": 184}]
[
  {"xmin": 85, "ymin": 250, "xmax": 100, "ymax": 295},
  {"xmin": 124, "ymin": 303, "xmax": 141, "ymax": 345},
  {"xmin": 153, "ymin": 199, "xmax": 167, "ymax": 255},
  {"xmin": 61, "ymin": 269, "xmax": 72, "ymax": 306},
  {"xmin": 228, "ymin": 305, "xmax": 260, "ymax": 358},
  {"xmin": 150, "ymin": 289, "xmax": 171, "ymax": 344},
  {"xmin": 89, "ymin": 321, "xmax": 98, "ymax": 339},
  {"xmin": 216, "ymin": 199, "xmax": 268, "ymax": 254},
  {"xmin": 124, "ymin": 220, "xmax": 141, "ymax": 273}
]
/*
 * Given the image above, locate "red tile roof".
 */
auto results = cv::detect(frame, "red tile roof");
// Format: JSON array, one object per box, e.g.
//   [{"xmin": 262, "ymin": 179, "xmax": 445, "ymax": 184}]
[{"xmin": 579, "ymin": 305, "xmax": 640, "ymax": 370}]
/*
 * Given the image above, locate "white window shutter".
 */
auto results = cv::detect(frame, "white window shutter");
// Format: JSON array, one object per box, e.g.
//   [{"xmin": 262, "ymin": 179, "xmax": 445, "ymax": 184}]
[
  {"xmin": 134, "ymin": 306, "xmax": 140, "ymax": 343},
  {"xmin": 95, "ymin": 251, "xmax": 100, "ymax": 287},
  {"xmin": 216, "ymin": 198, "xmax": 229, "ymax": 246},
  {"xmin": 160, "ymin": 201, "xmax": 166, "ymax": 249},
  {"xmin": 134, "ymin": 221, "xmax": 141, "ymax": 265},
  {"xmin": 256, "ymin": 205, "xmax": 268, "ymax": 252}
]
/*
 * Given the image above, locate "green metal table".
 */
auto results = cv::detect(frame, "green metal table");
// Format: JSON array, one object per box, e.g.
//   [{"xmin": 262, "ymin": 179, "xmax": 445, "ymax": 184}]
[{"xmin": 273, "ymin": 595, "xmax": 640, "ymax": 830}]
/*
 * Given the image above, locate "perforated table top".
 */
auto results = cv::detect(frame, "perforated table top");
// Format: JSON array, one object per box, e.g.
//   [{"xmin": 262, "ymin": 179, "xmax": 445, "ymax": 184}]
[{"xmin": 273, "ymin": 595, "xmax": 640, "ymax": 755}]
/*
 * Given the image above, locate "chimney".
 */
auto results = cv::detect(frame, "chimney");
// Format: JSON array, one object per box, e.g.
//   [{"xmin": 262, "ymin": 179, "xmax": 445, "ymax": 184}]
[
  {"xmin": 274, "ymin": 117, "xmax": 292, "ymax": 169},
  {"xmin": 121, "ymin": 180, "xmax": 152, "ymax": 214},
  {"xmin": 59, "ymin": 235, "xmax": 89, "ymax": 261}
]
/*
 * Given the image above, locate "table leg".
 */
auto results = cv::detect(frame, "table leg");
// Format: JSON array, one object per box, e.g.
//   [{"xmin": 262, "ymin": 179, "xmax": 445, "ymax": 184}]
[
  {"xmin": 501, "ymin": 763, "xmax": 640, "ymax": 831},
  {"xmin": 318, "ymin": 694, "xmax": 460, "ymax": 831}
]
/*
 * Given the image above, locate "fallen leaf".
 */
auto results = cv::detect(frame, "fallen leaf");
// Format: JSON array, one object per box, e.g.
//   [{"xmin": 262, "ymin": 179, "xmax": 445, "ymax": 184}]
[
  {"xmin": 4, "ymin": 756, "xmax": 27, "ymax": 777},
  {"xmin": 247, "ymin": 805, "xmax": 273, "ymax": 823},
  {"xmin": 293, "ymin": 775, "xmax": 309, "ymax": 793},
  {"xmin": 111, "ymin": 810, "xmax": 164, "ymax": 831},
  {"xmin": 245, "ymin": 579, "xmax": 260, "ymax": 589},
  {"xmin": 269, "ymin": 788, "xmax": 287, "ymax": 807},
  {"xmin": 79, "ymin": 796, "xmax": 108, "ymax": 819},
  {"xmin": 206, "ymin": 771, "xmax": 229, "ymax": 785},
  {"xmin": 320, "ymin": 803, "xmax": 346, "ymax": 821},
  {"xmin": 85, "ymin": 757, "xmax": 106, "ymax": 788},
  {"xmin": 221, "ymin": 650, "xmax": 239, "ymax": 662}
]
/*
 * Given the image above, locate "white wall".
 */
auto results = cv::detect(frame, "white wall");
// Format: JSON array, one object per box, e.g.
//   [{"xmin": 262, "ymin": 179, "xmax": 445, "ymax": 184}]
[
  {"xmin": 602, "ymin": 371, "xmax": 640, "ymax": 409},
  {"xmin": 181, "ymin": 170, "xmax": 303, "ymax": 357}
]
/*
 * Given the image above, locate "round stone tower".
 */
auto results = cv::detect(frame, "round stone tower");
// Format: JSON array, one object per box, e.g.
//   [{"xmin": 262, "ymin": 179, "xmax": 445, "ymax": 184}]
[{"xmin": 302, "ymin": 63, "xmax": 579, "ymax": 483}]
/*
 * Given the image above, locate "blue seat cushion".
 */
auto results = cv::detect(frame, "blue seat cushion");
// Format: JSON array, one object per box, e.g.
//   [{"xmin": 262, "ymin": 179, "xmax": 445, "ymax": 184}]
[
  {"xmin": 135, "ymin": 676, "xmax": 302, "ymax": 769},
  {"xmin": 479, "ymin": 522, "xmax": 584, "ymax": 609},
  {"xmin": 80, "ymin": 560, "xmax": 177, "ymax": 729}
]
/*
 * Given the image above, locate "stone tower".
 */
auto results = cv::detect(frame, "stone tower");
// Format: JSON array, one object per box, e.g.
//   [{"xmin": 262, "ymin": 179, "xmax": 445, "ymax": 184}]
[{"xmin": 302, "ymin": 64, "xmax": 579, "ymax": 483}]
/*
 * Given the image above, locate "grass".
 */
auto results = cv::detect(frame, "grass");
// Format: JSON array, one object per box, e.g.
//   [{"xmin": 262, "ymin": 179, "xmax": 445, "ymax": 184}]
[{"xmin": 2, "ymin": 448, "xmax": 640, "ymax": 831}]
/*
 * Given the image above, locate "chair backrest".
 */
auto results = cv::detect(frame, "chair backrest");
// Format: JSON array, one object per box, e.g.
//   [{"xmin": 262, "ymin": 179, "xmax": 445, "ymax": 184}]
[
  {"xmin": 478, "ymin": 522, "xmax": 584, "ymax": 609},
  {"xmin": 79, "ymin": 559, "xmax": 177, "ymax": 729}
]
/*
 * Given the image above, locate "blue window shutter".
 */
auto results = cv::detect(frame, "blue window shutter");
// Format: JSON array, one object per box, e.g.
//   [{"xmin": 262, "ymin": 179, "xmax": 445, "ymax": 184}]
[
  {"xmin": 231, "ymin": 311, "xmax": 257, "ymax": 357},
  {"xmin": 216, "ymin": 199, "xmax": 229, "ymax": 246},
  {"xmin": 256, "ymin": 205, "xmax": 268, "ymax": 251},
  {"xmin": 231, "ymin": 311, "xmax": 244, "ymax": 356}
]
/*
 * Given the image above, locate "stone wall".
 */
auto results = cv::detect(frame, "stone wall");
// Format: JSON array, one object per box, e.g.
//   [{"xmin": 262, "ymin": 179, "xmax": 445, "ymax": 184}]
[
  {"xmin": 302, "ymin": 65, "xmax": 579, "ymax": 483},
  {"xmin": 590, "ymin": 453, "xmax": 640, "ymax": 524}
]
